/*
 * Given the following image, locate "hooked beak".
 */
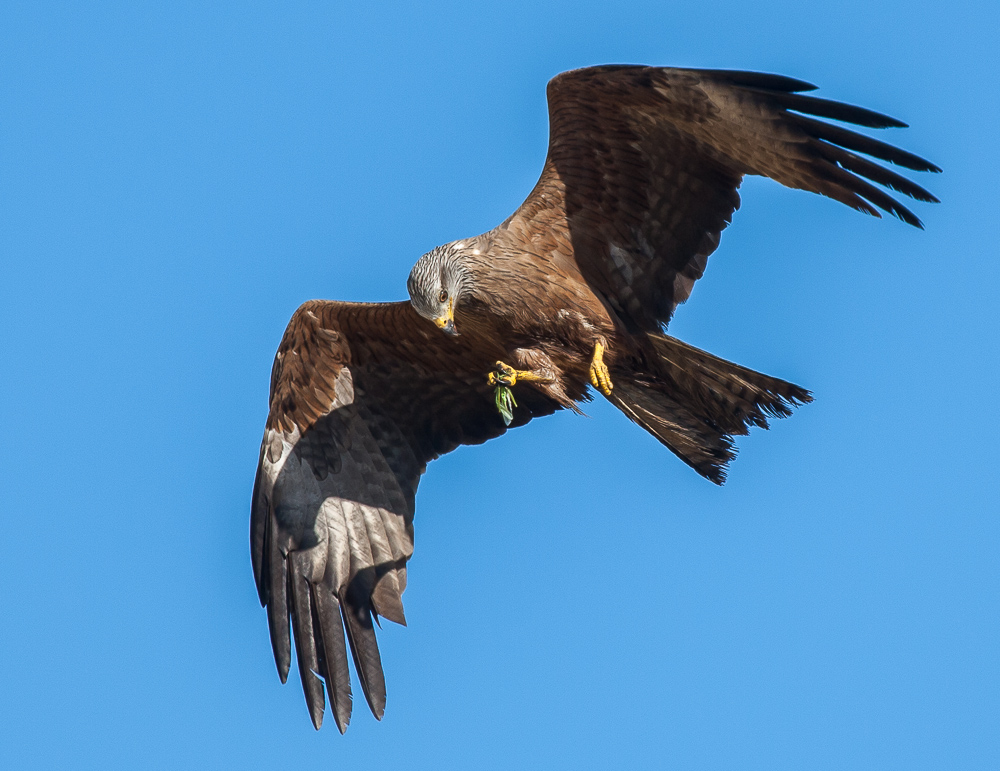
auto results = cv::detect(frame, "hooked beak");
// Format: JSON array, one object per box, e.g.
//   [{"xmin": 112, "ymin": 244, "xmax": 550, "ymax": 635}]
[
  {"xmin": 434, "ymin": 298, "xmax": 459, "ymax": 336},
  {"xmin": 434, "ymin": 315, "xmax": 458, "ymax": 336}
]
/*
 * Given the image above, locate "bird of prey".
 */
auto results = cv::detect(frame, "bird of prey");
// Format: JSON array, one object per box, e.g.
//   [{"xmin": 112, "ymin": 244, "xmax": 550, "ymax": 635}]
[{"xmin": 250, "ymin": 65, "xmax": 938, "ymax": 732}]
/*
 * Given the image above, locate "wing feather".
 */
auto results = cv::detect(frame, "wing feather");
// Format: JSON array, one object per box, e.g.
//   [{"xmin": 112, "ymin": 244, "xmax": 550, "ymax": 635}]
[
  {"xmin": 311, "ymin": 583, "xmax": 352, "ymax": 733},
  {"xmin": 824, "ymin": 146, "xmax": 938, "ymax": 204},
  {"xmin": 264, "ymin": 507, "xmax": 291, "ymax": 684},
  {"xmin": 745, "ymin": 88, "xmax": 907, "ymax": 129},
  {"xmin": 289, "ymin": 553, "xmax": 326, "ymax": 729},
  {"xmin": 788, "ymin": 113, "xmax": 940, "ymax": 172},
  {"xmin": 492, "ymin": 65, "xmax": 938, "ymax": 331},
  {"xmin": 251, "ymin": 300, "xmax": 561, "ymax": 729}
]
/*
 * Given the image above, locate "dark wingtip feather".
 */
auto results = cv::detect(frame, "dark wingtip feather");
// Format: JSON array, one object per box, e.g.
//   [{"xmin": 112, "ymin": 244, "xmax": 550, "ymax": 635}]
[
  {"xmin": 822, "ymin": 146, "xmax": 940, "ymax": 204},
  {"xmin": 341, "ymin": 593, "xmax": 387, "ymax": 720},
  {"xmin": 266, "ymin": 516, "xmax": 292, "ymax": 685},
  {"xmin": 827, "ymin": 159, "xmax": 928, "ymax": 228},
  {"xmin": 312, "ymin": 585, "xmax": 354, "ymax": 734},
  {"xmin": 250, "ymin": 465, "xmax": 268, "ymax": 607},
  {"xmin": 289, "ymin": 563, "xmax": 326, "ymax": 730},
  {"xmin": 698, "ymin": 68, "xmax": 818, "ymax": 93},
  {"xmin": 794, "ymin": 114, "xmax": 939, "ymax": 173},
  {"xmin": 893, "ymin": 209, "xmax": 924, "ymax": 229},
  {"xmin": 758, "ymin": 90, "xmax": 909, "ymax": 129},
  {"xmin": 308, "ymin": 689, "xmax": 324, "ymax": 731}
]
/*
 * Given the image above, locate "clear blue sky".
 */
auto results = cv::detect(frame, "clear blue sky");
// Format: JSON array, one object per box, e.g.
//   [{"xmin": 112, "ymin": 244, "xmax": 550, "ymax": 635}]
[{"xmin": 2, "ymin": 1, "xmax": 997, "ymax": 768}]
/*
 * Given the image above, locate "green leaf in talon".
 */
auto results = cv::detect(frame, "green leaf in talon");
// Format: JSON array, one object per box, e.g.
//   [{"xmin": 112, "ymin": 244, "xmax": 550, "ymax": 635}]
[{"xmin": 494, "ymin": 384, "xmax": 517, "ymax": 426}]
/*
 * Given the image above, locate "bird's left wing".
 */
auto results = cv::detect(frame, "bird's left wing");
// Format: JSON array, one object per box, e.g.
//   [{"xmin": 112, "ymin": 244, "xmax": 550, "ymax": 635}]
[{"xmin": 250, "ymin": 300, "xmax": 560, "ymax": 731}]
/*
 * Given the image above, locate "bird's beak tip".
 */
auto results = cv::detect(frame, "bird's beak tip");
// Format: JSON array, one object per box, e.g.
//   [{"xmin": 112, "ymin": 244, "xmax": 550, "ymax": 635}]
[{"xmin": 434, "ymin": 317, "xmax": 459, "ymax": 336}]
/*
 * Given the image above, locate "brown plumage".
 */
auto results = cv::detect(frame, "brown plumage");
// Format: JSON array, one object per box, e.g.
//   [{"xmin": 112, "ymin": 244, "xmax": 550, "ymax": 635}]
[{"xmin": 250, "ymin": 65, "xmax": 938, "ymax": 731}]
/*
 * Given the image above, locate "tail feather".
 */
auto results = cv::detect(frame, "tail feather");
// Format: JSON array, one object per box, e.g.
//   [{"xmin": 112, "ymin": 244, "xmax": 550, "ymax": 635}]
[{"xmin": 609, "ymin": 334, "xmax": 811, "ymax": 483}]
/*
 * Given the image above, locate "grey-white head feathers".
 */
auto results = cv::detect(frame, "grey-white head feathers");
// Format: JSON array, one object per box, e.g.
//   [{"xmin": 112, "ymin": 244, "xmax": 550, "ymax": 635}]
[{"xmin": 407, "ymin": 242, "xmax": 475, "ymax": 333}]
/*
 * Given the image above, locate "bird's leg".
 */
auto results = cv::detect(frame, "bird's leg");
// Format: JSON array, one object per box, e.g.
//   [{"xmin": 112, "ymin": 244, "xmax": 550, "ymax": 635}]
[
  {"xmin": 488, "ymin": 360, "xmax": 557, "ymax": 426},
  {"xmin": 487, "ymin": 361, "xmax": 556, "ymax": 388},
  {"xmin": 589, "ymin": 341, "xmax": 613, "ymax": 396},
  {"xmin": 488, "ymin": 348, "xmax": 581, "ymax": 420}
]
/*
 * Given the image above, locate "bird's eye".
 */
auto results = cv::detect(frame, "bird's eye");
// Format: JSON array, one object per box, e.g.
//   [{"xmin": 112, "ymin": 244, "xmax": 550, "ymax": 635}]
[{"xmin": 438, "ymin": 290, "xmax": 448, "ymax": 303}]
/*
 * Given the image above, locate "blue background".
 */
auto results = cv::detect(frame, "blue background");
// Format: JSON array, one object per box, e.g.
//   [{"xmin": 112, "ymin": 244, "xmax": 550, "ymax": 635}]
[{"xmin": 2, "ymin": 1, "xmax": 996, "ymax": 768}]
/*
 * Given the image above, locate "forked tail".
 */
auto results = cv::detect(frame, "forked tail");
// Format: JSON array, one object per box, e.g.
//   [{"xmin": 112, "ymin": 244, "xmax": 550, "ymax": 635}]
[{"xmin": 607, "ymin": 334, "xmax": 812, "ymax": 483}]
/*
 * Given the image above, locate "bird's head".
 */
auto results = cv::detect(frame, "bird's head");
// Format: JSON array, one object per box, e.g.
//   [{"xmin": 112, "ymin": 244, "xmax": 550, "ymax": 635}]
[{"xmin": 407, "ymin": 242, "xmax": 474, "ymax": 336}]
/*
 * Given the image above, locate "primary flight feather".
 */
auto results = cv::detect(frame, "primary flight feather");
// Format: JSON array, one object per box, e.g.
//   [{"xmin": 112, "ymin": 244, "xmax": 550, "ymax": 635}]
[{"xmin": 250, "ymin": 65, "xmax": 938, "ymax": 731}]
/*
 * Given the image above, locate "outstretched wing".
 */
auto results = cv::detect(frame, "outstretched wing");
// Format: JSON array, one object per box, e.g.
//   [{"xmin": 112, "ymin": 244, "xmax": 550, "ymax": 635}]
[
  {"xmin": 250, "ymin": 300, "xmax": 560, "ymax": 731},
  {"xmin": 494, "ymin": 65, "xmax": 939, "ymax": 331}
]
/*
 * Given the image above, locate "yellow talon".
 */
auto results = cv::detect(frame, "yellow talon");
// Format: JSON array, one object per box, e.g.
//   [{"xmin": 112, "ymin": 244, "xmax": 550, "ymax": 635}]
[
  {"xmin": 589, "ymin": 341, "xmax": 613, "ymax": 396},
  {"xmin": 488, "ymin": 361, "xmax": 554, "ymax": 387},
  {"xmin": 488, "ymin": 361, "xmax": 518, "ymax": 387}
]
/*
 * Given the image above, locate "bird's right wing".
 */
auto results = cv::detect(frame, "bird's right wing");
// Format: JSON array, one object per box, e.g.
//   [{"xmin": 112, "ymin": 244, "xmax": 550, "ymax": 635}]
[
  {"xmin": 493, "ymin": 66, "xmax": 939, "ymax": 332},
  {"xmin": 250, "ymin": 300, "xmax": 560, "ymax": 731}
]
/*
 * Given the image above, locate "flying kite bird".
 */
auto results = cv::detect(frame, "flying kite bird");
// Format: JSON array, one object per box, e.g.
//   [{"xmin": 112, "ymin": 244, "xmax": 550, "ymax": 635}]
[{"xmin": 250, "ymin": 65, "xmax": 938, "ymax": 731}]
